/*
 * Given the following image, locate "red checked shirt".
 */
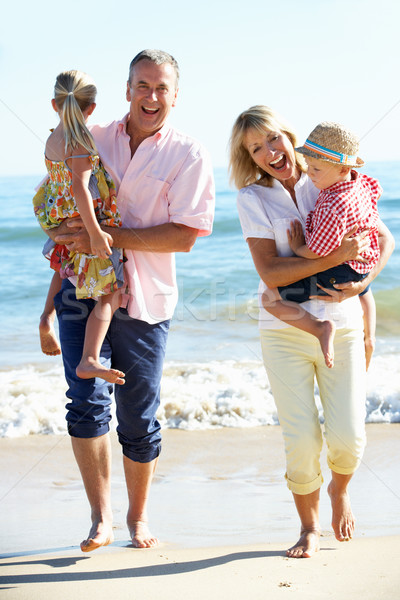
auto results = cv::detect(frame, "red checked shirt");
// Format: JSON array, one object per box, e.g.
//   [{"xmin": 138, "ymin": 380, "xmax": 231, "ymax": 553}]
[{"xmin": 305, "ymin": 171, "xmax": 382, "ymax": 274}]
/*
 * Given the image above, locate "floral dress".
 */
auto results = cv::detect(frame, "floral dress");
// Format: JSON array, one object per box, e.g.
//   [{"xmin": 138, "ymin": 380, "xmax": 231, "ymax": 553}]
[{"xmin": 33, "ymin": 154, "xmax": 125, "ymax": 299}]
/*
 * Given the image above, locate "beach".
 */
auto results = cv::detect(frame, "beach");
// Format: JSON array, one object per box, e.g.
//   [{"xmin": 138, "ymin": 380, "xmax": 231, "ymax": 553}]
[
  {"xmin": 1, "ymin": 425, "xmax": 400, "ymax": 598},
  {"xmin": 1, "ymin": 165, "xmax": 399, "ymax": 596}
]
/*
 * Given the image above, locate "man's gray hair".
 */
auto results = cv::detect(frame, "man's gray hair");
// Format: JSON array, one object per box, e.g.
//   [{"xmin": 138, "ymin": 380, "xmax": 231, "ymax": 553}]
[{"xmin": 128, "ymin": 49, "xmax": 180, "ymax": 87}]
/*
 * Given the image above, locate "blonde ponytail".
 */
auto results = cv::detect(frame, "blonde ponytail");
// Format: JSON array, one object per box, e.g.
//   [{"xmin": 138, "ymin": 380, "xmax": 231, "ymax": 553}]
[{"xmin": 54, "ymin": 70, "xmax": 98, "ymax": 155}]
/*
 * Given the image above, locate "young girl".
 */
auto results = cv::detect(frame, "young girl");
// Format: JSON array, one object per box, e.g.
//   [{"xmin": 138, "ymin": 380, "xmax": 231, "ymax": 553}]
[
  {"xmin": 262, "ymin": 121, "xmax": 381, "ymax": 370},
  {"xmin": 33, "ymin": 70, "xmax": 125, "ymax": 385}
]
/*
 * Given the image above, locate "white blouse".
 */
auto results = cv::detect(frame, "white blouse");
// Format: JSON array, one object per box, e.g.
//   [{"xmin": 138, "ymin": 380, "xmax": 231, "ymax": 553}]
[{"xmin": 236, "ymin": 173, "xmax": 363, "ymax": 331}]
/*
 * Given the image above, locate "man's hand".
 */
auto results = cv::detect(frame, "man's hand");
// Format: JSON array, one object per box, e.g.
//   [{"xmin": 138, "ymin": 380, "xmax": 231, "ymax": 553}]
[{"xmin": 54, "ymin": 217, "xmax": 92, "ymax": 254}]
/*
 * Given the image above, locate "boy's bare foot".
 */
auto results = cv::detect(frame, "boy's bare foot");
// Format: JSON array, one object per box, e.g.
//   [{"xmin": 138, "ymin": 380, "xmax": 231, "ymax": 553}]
[
  {"xmin": 39, "ymin": 316, "xmax": 61, "ymax": 356},
  {"xmin": 286, "ymin": 529, "xmax": 320, "ymax": 558},
  {"xmin": 76, "ymin": 358, "xmax": 125, "ymax": 385},
  {"xmin": 80, "ymin": 519, "xmax": 114, "ymax": 553},
  {"xmin": 317, "ymin": 320, "xmax": 336, "ymax": 368},
  {"xmin": 364, "ymin": 336, "xmax": 375, "ymax": 371},
  {"xmin": 128, "ymin": 520, "xmax": 159, "ymax": 548},
  {"xmin": 327, "ymin": 481, "xmax": 355, "ymax": 541}
]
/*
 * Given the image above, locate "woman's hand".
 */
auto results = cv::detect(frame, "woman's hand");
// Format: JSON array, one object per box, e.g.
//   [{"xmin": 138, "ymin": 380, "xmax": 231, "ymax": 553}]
[
  {"xmin": 310, "ymin": 226, "xmax": 371, "ymax": 301},
  {"xmin": 310, "ymin": 279, "xmax": 366, "ymax": 303},
  {"xmin": 331, "ymin": 225, "xmax": 370, "ymax": 264}
]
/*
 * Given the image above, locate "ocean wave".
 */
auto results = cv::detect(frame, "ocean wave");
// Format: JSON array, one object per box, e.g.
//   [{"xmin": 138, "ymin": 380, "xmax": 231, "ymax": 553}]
[
  {"xmin": 1, "ymin": 356, "xmax": 399, "ymax": 438},
  {"xmin": 375, "ymin": 288, "xmax": 400, "ymax": 335}
]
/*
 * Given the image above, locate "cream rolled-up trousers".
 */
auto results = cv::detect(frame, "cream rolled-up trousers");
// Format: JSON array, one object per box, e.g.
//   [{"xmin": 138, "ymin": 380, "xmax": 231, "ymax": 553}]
[{"xmin": 260, "ymin": 327, "xmax": 366, "ymax": 495}]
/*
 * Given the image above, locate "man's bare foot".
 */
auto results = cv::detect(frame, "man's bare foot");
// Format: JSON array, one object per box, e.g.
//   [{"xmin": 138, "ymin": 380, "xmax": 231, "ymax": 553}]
[
  {"xmin": 364, "ymin": 336, "xmax": 375, "ymax": 371},
  {"xmin": 128, "ymin": 520, "xmax": 159, "ymax": 548},
  {"xmin": 76, "ymin": 358, "xmax": 125, "ymax": 385},
  {"xmin": 327, "ymin": 481, "xmax": 355, "ymax": 541},
  {"xmin": 39, "ymin": 316, "xmax": 61, "ymax": 356},
  {"xmin": 80, "ymin": 519, "xmax": 114, "ymax": 553},
  {"xmin": 317, "ymin": 320, "xmax": 336, "ymax": 368},
  {"xmin": 286, "ymin": 529, "xmax": 320, "ymax": 558}
]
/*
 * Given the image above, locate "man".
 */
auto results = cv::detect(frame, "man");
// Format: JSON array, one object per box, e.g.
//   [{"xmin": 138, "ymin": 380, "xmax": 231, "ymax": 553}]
[{"xmin": 54, "ymin": 50, "xmax": 215, "ymax": 551}]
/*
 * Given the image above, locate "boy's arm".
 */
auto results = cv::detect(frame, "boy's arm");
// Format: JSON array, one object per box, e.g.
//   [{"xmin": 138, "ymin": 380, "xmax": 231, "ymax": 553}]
[
  {"xmin": 294, "ymin": 245, "xmax": 321, "ymax": 259},
  {"xmin": 248, "ymin": 225, "xmax": 369, "ymax": 289}
]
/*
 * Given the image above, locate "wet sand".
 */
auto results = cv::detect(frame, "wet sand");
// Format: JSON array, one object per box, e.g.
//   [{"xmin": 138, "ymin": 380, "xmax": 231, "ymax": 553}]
[{"xmin": 1, "ymin": 425, "xmax": 400, "ymax": 598}]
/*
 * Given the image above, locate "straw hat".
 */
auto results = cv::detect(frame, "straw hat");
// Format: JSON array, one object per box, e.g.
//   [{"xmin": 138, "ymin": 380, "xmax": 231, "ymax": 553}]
[{"xmin": 295, "ymin": 121, "xmax": 364, "ymax": 168}]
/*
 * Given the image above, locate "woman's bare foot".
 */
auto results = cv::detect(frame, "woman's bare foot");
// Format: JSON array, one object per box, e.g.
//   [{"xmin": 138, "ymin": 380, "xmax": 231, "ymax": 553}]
[
  {"xmin": 316, "ymin": 320, "xmax": 336, "ymax": 368},
  {"xmin": 286, "ymin": 529, "xmax": 320, "ymax": 558},
  {"xmin": 39, "ymin": 315, "xmax": 61, "ymax": 356},
  {"xmin": 76, "ymin": 358, "xmax": 125, "ymax": 385},
  {"xmin": 80, "ymin": 518, "xmax": 114, "ymax": 553},
  {"xmin": 327, "ymin": 481, "xmax": 355, "ymax": 541},
  {"xmin": 128, "ymin": 520, "xmax": 159, "ymax": 548}
]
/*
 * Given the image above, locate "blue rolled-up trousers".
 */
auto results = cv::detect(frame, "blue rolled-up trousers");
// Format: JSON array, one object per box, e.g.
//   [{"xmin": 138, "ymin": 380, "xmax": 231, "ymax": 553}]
[{"xmin": 54, "ymin": 280, "xmax": 170, "ymax": 463}]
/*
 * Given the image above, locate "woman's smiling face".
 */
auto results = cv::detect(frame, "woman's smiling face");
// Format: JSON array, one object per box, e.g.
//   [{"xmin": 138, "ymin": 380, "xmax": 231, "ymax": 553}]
[{"xmin": 244, "ymin": 128, "xmax": 298, "ymax": 182}]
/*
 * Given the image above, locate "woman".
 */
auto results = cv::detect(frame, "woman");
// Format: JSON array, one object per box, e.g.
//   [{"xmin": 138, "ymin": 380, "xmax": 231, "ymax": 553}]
[{"xmin": 229, "ymin": 106, "xmax": 394, "ymax": 558}]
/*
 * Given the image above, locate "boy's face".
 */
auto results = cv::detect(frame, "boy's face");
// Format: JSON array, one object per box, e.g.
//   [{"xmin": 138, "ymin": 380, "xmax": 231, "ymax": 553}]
[{"xmin": 305, "ymin": 156, "xmax": 346, "ymax": 190}]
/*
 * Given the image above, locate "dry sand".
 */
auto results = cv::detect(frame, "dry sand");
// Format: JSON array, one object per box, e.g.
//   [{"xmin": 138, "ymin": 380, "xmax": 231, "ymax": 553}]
[{"xmin": 1, "ymin": 425, "xmax": 400, "ymax": 598}]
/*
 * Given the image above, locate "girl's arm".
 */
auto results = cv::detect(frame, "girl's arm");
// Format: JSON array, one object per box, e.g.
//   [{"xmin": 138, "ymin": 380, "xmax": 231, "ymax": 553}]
[
  {"xmin": 248, "ymin": 225, "xmax": 369, "ymax": 289},
  {"xmin": 69, "ymin": 149, "xmax": 113, "ymax": 258}
]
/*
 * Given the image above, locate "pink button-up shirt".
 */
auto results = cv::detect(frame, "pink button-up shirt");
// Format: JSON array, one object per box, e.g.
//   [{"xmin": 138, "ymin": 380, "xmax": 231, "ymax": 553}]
[{"xmin": 90, "ymin": 115, "xmax": 215, "ymax": 324}]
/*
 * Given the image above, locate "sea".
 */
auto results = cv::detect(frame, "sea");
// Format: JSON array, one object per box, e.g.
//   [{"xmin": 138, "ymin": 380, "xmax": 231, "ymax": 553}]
[{"xmin": 1, "ymin": 164, "xmax": 399, "ymax": 437}]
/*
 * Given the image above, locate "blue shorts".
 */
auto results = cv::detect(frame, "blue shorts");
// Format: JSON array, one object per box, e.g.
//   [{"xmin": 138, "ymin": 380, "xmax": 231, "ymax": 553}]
[
  {"xmin": 54, "ymin": 280, "xmax": 170, "ymax": 463},
  {"xmin": 278, "ymin": 264, "xmax": 370, "ymax": 303}
]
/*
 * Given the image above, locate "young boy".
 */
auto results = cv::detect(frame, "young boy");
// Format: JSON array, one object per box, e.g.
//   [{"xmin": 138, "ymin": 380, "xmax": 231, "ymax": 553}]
[{"xmin": 262, "ymin": 121, "xmax": 382, "ymax": 369}]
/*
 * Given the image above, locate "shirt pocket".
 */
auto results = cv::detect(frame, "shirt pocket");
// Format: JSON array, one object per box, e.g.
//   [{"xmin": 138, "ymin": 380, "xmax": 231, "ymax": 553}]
[
  {"xmin": 144, "ymin": 174, "xmax": 171, "ymax": 223},
  {"xmin": 123, "ymin": 174, "xmax": 171, "ymax": 227},
  {"xmin": 271, "ymin": 217, "xmax": 302, "ymax": 257}
]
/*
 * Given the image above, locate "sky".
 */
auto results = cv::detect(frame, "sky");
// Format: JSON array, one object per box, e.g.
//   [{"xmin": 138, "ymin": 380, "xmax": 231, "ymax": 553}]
[{"xmin": 1, "ymin": 0, "xmax": 400, "ymax": 176}]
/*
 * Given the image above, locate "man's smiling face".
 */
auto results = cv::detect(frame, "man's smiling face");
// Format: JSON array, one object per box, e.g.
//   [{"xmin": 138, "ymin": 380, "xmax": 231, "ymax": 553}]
[{"xmin": 126, "ymin": 59, "xmax": 178, "ymax": 138}]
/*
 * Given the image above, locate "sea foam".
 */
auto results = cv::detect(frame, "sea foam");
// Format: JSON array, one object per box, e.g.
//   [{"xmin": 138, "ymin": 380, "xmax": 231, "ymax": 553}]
[{"xmin": 1, "ymin": 354, "xmax": 399, "ymax": 437}]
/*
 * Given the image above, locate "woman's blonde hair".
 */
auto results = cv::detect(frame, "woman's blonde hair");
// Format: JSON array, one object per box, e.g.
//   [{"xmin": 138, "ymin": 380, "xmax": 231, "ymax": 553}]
[
  {"xmin": 228, "ymin": 105, "xmax": 306, "ymax": 190},
  {"xmin": 54, "ymin": 70, "xmax": 97, "ymax": 155}
]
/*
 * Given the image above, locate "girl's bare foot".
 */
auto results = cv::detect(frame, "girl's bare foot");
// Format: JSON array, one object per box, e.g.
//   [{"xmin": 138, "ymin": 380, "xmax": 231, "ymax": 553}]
[
  {"xmin": 327, "ymin": 481, "xmax": 355, "ymax": 541},
  {"xmin": 128, "ymin": 520, "xmax": 159, "ymax": 548},
  {"xmin": 80, "ymin": 518, "xmax": 114, "ymax": 553},
  {"xmin": 39, "ymin": 315, "xmax": 61, "ymax": 356},
  {"xmin": 286, "ymin": 529, "xmax": 320, "ymax": 558},
  {"xmin": 317, "ymin": 320, "xmax": 336, "ymax": 368},
  {"xmin": 76, "ymin": 358, "xmax": 125, "ymax": 385}
]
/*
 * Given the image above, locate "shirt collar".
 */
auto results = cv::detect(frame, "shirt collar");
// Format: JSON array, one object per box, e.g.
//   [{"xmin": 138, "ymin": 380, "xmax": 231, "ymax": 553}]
[
  {"xmin": 323, "ymin": 169, "xmax": 358, "ymax": 193},
  {"xmin": 294, "ymin": 171, "xmax": 309, "ymax": 191},
  {"xmin": 117, "ymin": 114, "xmax": 171, "ymax": 145},
  {"xmin": 116, "ymin": 114, "xmax": 129, "ymax": 137}
]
